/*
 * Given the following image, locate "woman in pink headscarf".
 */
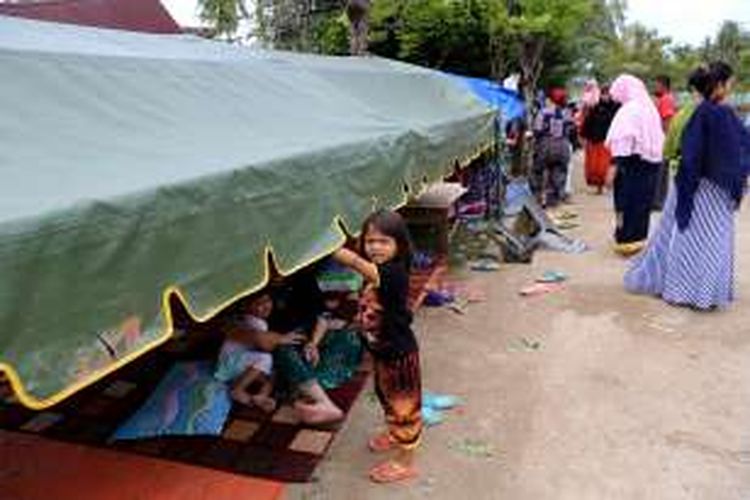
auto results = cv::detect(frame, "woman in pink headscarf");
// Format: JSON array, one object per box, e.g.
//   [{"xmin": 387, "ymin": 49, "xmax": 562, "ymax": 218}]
[{"xmin": 605, "ymin": 74, "xmax": 665, "ymax": 256}]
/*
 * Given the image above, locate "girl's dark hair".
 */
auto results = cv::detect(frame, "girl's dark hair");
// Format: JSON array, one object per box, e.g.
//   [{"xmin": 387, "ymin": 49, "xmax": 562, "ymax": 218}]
[
  {"xmin": 688, "ymin": 65, "xmax": 709, "ymax": 92},
  {"xmin": 359, "ymin": 209, "xmax": 413, "ymax": 265},
  {"xmin": 692, "ymin": 61, "xmax": 733, "ymax": 99}
]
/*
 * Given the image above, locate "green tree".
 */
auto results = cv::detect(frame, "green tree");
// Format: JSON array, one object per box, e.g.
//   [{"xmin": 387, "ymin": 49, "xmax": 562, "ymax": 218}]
[
  {"xmin": 714, "ymin": 21, "xmax": 743, "ymax": 69},
  {"xmin": 368, "ymin": 0, "xmax": 597, "ymax": 87},
  {"xmin": 668, "ymin": 43, "xmax": 703, "ymax": 90},
  {"xmin": 713, "ymin": 21, "xmax": 750, "ymax": 89},
  {"xmin": 197, "ymin": 0, "xmax": 249, "ymax": 41},
  {"xmin": 254, "ymin": 0, "xmax": 358, "ymax": 55},
  {"xmin": 500, "ymin": 0, "xmax": 593, "ymax": 94},
  {"xmin": 485, "ymin": 0, "xmax": 594, "ymax": 173},
  {"xmin": 580, "ymin": 0, "xmax": 625, "ymax": 80},
  {"xmin": 254, "ymin": 0, "xmax": 315, "ymax": 51},
  {"xmin": 651, "ymin": 22, "xmax": 750, "ymax": 92},
  {"xmin": 369, "ymin": 0, "xmax": 497, "ymax": 77},
  {"xmin": 315, "ymin": 12, "xmax": 350, "ymax": 55},
  {"xmin": 596, "ymin": 23, "xmax": 672, "ymax": 83}
]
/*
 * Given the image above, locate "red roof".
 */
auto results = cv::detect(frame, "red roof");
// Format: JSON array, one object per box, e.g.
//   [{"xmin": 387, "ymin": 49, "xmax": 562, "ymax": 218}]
[{"xmin": 0, "ymin": 0, "xmax": 181, "ymax": 34}]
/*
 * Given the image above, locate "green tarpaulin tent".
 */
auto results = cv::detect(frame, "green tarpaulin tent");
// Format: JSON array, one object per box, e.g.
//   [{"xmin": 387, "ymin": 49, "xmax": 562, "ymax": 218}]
[{"xmin": 0, "ymin": 16, "xmax": 494, "ymax": 409}]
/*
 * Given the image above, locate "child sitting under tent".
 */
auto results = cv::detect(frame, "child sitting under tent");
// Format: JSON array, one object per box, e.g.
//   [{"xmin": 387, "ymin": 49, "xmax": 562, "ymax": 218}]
[
  {"xmin": 214, "ymin": 291, "xmax": 304, "ymax": 413},
  {"xmin": 269, "ymin": 261, "xmax": 363, "ymax": 425},
  {"xmin": 302, "ymin": 283, "xmax": 363, "ymax": 390}
]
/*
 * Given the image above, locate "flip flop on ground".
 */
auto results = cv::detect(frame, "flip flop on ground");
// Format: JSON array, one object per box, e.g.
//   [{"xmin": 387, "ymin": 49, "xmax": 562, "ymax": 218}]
[{"xmin": 369, "ymin": 460, "xmax": 418, "ymax": 484}]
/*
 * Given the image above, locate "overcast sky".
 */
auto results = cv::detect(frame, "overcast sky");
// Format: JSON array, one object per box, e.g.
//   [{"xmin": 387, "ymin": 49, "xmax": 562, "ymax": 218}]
[
  {"xmin": 627, "ymin": 0, "xmax": 750, "ymax": 46},
  {"xmin": 162, "ymin": 0, "xmax": 750, "ymax": 47}
]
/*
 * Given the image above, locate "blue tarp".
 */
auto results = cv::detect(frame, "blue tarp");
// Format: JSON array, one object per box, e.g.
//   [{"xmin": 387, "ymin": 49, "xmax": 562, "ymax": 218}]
[{"xmin": 449, "ymin": 75, "xmax": 526, "ymax": 122}]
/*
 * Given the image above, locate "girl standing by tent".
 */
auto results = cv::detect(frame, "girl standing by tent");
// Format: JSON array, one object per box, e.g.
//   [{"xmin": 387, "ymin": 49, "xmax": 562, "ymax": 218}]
[
  {"xmin": 605, "ymin": 74, "xmax": 665, "ymax": 256},
  {"xmin": 624, "ymin": 62, "xmax": 750, "ymax": 310},
  {"xmin": 581, "ymin": 82, "xmax": 619, "ymax": 193},
  {"xmin": 333, "ymin": 210, "xmax": 422, "ymax": 483}
]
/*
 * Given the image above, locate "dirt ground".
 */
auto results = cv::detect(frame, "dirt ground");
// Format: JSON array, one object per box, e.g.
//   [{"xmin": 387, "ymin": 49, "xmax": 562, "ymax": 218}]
[{"xmin": 288, "ymin": 155, "xmax": 750, "ymax": 500}]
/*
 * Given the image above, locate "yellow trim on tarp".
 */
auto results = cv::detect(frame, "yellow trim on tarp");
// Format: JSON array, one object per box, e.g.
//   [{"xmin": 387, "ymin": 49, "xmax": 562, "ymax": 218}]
[
  {"xmin": 0, "ymin": 140, "xmax": 495, "ymax": 410},
  {"xmin": 0, "ymin": 284, "xmax": 185, "ymax": 411}
]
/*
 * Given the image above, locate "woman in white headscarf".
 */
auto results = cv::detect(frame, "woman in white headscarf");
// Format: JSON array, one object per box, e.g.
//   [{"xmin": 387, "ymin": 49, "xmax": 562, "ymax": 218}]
[{"xmin": 605, "ymin": 74, "xmax": 665, "ymax": 256}]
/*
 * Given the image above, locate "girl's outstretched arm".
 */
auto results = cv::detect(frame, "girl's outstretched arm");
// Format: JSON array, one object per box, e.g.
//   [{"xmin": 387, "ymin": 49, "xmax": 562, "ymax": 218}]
[
  {"xmin": 226, "ymin": 325, "xmax": 304, "ymax": 351},
  {"xmin": 332, "ymin": 248, "xmax": 379, "ymax": 284}
]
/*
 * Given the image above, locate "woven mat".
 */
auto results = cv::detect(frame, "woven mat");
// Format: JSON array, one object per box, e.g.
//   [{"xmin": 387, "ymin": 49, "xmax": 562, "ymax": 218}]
[{"xmin": 0, "ymin": 350, "xmax": 369, "ymax": 483}]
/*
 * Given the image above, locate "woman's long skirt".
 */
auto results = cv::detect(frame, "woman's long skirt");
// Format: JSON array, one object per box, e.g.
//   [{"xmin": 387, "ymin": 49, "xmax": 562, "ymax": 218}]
[
  {"xmin": 613, "ymin": 155, "xmax": 659, "ymax": 250},
  {"xmin": 584, "ymin": 142, "xmax": 611, "ymax": 188},
  {"xmin": 624, "ymin": 180, "xmax": 736, "ymax": 310}
]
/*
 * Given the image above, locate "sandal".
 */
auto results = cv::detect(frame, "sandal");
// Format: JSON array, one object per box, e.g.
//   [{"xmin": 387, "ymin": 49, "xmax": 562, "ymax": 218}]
[
  {"xmin": 614, "ymin": 241, "xmax": 645, "ymax": 257},
  {"xmin": 556, "ymin": 210, "xmax": 578, "ymax": 220},
  {"xmin": 369, "ymin": 460, "xmax": 418, "ymax": 484},
  {"xmin": 368, "ymin": 432, "xmax": 394, "ymax": 453},
  {"xmin": 519, "ymin": 282, "xmax": 563, "ymax": 297}
]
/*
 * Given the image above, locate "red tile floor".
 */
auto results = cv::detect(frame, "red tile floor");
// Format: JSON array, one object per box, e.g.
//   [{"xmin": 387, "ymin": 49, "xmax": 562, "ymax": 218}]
[{"xmin": 0, "ymin": 430, "xmax": 285, "ymax": 500}]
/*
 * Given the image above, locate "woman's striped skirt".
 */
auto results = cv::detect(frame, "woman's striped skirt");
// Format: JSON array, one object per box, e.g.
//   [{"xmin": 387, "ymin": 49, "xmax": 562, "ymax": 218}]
[{"xmin": 624, "ymin": 179, "xmax": 736, "ymax": 310}]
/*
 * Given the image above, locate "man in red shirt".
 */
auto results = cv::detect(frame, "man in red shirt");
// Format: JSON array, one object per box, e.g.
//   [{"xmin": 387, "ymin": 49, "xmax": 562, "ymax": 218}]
[
  {"xmin": 655, "ymin": 75, "xmax": 677, "ymax": 129},
  {"xmin": 653, "ymin": 75, "xmax": 676, "ymax": 210}
]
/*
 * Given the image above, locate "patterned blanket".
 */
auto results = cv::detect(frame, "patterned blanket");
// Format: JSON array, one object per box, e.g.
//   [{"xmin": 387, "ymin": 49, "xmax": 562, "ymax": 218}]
[{"xmin": 112, "ymin": 361, "xmax": 231, "ymax": 440}]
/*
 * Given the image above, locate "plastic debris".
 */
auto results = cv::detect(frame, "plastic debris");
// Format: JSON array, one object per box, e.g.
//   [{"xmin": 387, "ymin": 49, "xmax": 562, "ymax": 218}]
[
  {"xmin": 423, "ymin": 392, "xmax": 462, "ymax": 410},
  {"xmin": 536, "ymin": 230, "xmax": 589, "ymax": 254},
  {"xmin": 447, "ymin": 300, "xmax": 469, "ymax": 315},
  {"xmin": 537, "ymin": 270, "xmax": 568, "ymax": 283},
  {"xmin": 507, "ymin": 337, "xmax": 542, "ymax": 352},
  {"xmin": 422, "ymin": 406, "xmax": 445, "ymax": 427},
  {"xmin": 448, "ymin": 438, "xmax": 495, "ymax": 458},
  {"xmin": 421, "ymin": 391, "xmax": 463, "ymax": 427},
  {"xmin": 470, "ymin": 259, "xmax": 501, "ymax": 272}
]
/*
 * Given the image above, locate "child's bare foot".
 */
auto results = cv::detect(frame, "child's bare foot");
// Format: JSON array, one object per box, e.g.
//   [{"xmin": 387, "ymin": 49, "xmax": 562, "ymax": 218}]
[
  {"xmin": 294, "ymin": 401, "xmax": 343, "ymax": 425},
  {"xmin": 251, "ymin": 395, "xmax": 277, "ymax": 413}
]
